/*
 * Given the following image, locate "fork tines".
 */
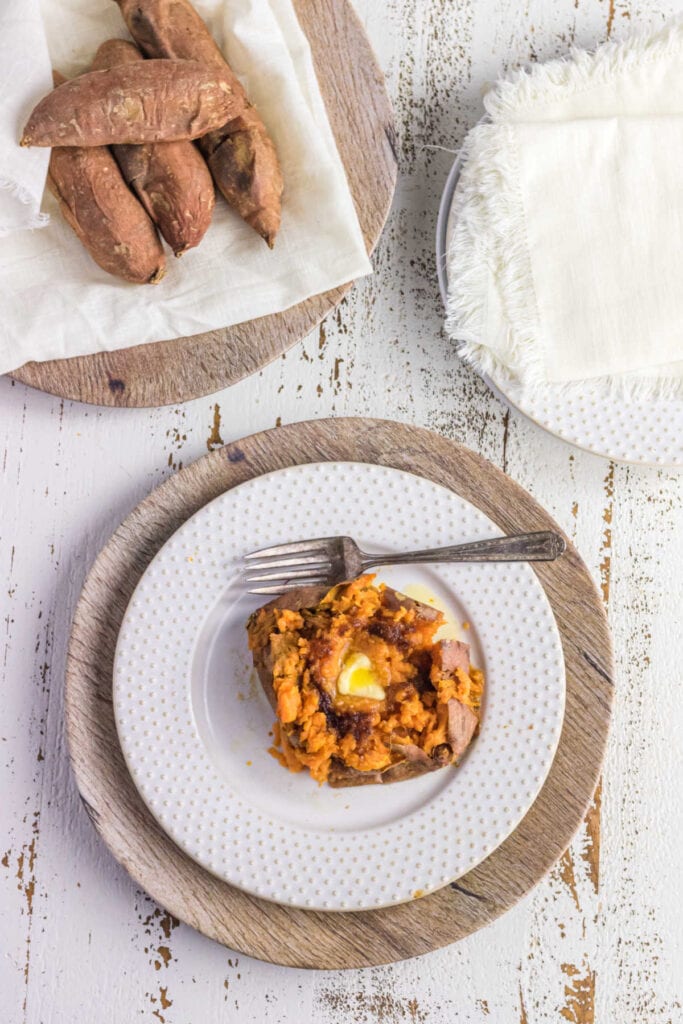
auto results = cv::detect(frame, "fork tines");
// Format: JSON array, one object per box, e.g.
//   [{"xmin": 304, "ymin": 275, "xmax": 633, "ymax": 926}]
[{"xmin": 243, "ymin": 538, "xmax": 334, "ymax": 595}]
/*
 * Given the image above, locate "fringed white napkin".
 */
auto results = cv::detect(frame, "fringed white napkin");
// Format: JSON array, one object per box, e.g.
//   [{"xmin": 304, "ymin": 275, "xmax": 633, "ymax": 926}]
[
  {"xmin": 0, "ymin": 0, "xmax": 371, "ymax": 375},
  {"xmin": 446, "ymin": 19, "xmax": 683, "ymax": 401},
  {"xmin": 0, "ymin": 0, "xmax": 52, "ymax": 238}
]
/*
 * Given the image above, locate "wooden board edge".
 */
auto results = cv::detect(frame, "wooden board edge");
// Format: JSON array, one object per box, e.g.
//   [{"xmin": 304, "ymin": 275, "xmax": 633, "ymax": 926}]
[{"xmin": 63, "ymin": 417, "xmax": 614, "ymax": 968}]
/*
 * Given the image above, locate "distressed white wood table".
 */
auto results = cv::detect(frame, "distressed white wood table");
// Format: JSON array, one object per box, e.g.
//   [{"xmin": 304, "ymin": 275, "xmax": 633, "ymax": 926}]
[{"xmin": 1, "ymin": 0, "xmax": 682, "ymax": 1020}]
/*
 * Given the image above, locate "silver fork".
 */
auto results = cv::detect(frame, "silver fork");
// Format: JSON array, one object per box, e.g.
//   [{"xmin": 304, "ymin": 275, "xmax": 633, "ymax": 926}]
[{"xmin": 243, "ymin": 530, "xmax": 566, "ymax": 595}]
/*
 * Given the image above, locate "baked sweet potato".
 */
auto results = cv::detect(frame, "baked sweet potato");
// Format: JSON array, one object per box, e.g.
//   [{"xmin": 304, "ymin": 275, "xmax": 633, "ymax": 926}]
[
  {"xmin": 22, "ymin": 59, "xmax": 243, "ymax": 148},
  {"xmin": 246, "ymin": 576, "xmax": 484, "ymax": 787},
  {"xmin": 47, "ymin": 71, "xmax": 166, "ymax": 284},
  {"xmin": 91, "ymin": 40, "xmax": 215, "ymax": 256},
  {"xmin": 116, "ymin": 0, "xmax": 283, "ymax": 247}
]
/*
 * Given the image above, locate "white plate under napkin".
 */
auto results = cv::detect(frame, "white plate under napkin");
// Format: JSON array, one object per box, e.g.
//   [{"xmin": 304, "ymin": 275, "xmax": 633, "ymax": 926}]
[
  {"xmin": 437, "ymin": 154, "xmax": 683, "ymax": 466},
  {"xmin": 438, "ymin": 20, "xmax": 683, "ymax": 467}
]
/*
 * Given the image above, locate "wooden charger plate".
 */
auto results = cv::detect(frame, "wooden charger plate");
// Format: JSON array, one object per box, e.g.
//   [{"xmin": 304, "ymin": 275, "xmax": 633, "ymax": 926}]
[
  {"xmin": 65, "ymin": 418, "xmax": 613, "ymax": 968},
  {"xmin": 10, "ymin": 0, "xmax": 397, "ymax": 408}
]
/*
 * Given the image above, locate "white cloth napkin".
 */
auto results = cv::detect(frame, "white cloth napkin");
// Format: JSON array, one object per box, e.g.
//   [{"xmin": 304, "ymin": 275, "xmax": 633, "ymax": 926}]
[
  {"xmin": 0, "ymin": 0, "xmax": 371, "ymax": 375},
  {"xmin": 446, "ymin": 19, "xmax": 683, "ymax": 400},
  {"xmin": 0, "ymin": 0, "xmax": 52, "ymax": 239}
]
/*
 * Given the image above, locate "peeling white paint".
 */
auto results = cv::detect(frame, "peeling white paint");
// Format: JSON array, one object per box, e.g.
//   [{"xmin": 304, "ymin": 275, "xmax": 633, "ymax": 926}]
[{"xmin": 1, "ymin": 0, "xmax": 682, "ymax": 1020}]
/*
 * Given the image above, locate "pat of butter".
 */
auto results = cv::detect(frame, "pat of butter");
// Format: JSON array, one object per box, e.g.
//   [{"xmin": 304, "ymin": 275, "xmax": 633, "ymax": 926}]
[{"xmin": 337, "ymin": 652, "xmax": 385, "ymax": 701}]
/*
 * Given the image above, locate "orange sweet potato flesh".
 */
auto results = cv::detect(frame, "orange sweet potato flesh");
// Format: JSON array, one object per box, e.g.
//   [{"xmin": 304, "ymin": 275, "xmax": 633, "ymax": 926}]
[
  {"xmin": 247, "ymin": 576, "xmax": 484, "ymax": 788},
  {"xmin": 91, "ymin": 40, "xmax": 215, "ymax": 256},
  {"xmin": 22, "ymin": 59, "xmax": 244, "ymax": 148},
  {"xmin": 116, "ymin": 0, "xmax": 283, "ymax": 247},
  {"xmin": 47, "ymin": 71, "xmax": 166, "ymax": 284}
]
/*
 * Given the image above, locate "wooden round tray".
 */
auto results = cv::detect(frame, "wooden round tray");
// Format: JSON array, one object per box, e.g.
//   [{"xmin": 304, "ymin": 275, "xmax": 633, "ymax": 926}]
[
  {"xmin": 10, "ymin": 0, "xmax": 397, "ymax": 408},
  {"xmin": 65, "ymin": 418, "xmax": 613, "ymax": 969}
]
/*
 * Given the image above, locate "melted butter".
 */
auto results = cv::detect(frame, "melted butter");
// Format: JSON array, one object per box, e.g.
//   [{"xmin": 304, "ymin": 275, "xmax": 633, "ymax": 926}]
[
  {"xmin": 400, "ymin": 584, "xmax": 462, "ymax": 641},
  {"xmin": 337, "ymin": 652, "xmax": 385, "ymax": 701}
]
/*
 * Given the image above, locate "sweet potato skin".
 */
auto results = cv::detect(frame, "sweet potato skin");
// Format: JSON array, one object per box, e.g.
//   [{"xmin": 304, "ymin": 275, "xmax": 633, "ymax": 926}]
[
  {"xmin": 249, "ymin": 584, "xmax": 479, "ymax": 789},
  {"xmin": 22, "ymin": 60, "xmax": 243, "ymax": 148},
  {"xmin": 47, "ymin": 71, "xmax": 165, "ymax": 284},
  {"xmin": 116, "ymin": 0, "xmax": 283, "ymax": 246},
  {"xmin": 250, "ymin": 585, "xmax": 327, "ymax": 721},
  {"xmin": 204, "ymin": 110, "xmax": 282, "ymax": 247},
  {"xmin": 91, "ymin": 40, "xmax": 215, "ymax": 255}
]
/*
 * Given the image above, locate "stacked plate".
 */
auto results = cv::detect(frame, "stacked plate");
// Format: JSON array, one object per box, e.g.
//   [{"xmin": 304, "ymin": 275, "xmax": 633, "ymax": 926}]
[
  {"xmin": 436, "ymin": 154, "xmax": 683, "ymax": 467},
  {"xmin": 113, "ymin": 460, "xmax": 566, "ymax": 912}
]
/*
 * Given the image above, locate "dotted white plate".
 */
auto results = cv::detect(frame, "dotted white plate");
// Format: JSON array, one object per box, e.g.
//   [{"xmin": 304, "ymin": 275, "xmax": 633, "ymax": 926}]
[
  {"xmin": 436, "ymin": 152, "xmax": 683, "ymax": 467},
  {"xmin": 113, "ymin": 462, "xmax": 565, "ymax": 912}
]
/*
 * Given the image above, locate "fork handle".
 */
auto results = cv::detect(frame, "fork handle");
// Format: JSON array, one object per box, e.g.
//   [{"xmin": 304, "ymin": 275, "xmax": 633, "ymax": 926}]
[{"xmin": 360, "ymin": 531, "xmax": 566, "ymax": 569}]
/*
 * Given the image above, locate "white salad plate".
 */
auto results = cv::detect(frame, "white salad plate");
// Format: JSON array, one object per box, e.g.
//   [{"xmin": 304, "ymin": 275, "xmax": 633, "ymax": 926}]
[
  {"xmin": 436, "ymin": 152, "xmax": 683, "ymax": 467},
  {"xmin": 113, "ymin": 461, "xmax": 565, "ymax": 912}
]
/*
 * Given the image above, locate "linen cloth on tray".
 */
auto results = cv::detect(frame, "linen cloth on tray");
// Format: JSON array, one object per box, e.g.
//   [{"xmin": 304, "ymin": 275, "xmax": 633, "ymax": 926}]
[
  {"xmin": 446, "ymin": 19, "xmax": 683, "ymax": 400},
  {"xmin": 0, "ymin": 0, "xmax": 51, "ymax": 239},
  {"xmin": 0, "ymin": 0, "xmax": 371, "ymax": 375}
]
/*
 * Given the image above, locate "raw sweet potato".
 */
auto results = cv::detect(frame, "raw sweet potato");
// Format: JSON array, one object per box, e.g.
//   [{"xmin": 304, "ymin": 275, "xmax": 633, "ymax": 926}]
[
  {"xmin": 115, "ymin": 0, "xmax": 283, "ymax": 247},
  {"xmin": 47, "ymin": 73, "xmax": 166, "ymax": 284},
  {"xmin": 22, "ymin": 60, "xmax": 244, "ymax": 148},
  {"xmin": 247, "ymin": 577, "xmax": 484, "ymax": 788},
  {"xmin": 91, "ymin": 40, "xmax": 215, "ymax": 256}
]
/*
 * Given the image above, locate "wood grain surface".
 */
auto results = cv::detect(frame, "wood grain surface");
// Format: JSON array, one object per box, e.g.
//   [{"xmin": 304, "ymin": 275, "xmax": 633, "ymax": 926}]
[
  {"xmin": 64, "ymin": 418, "xmax": 613, "ymax": 969},
  {"xmin": 9, "ymin": 0, "xmax": 397, "ymax": 408}
]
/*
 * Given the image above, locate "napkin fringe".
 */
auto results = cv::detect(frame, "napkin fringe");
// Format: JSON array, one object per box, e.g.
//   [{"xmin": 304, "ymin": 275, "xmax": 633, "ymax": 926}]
[
  {"xmin": 0, "ymin": 177, "xmax": 49, "ymax": 238},
  {"xmin": 485, "ymin": 16, "xmax": 683, "ymax": 121},
  {"xmin": 446, "ymin": 122, "xmax": 548, "ymax": 391},
  {"xmin": 445, "ymin": 122, "xmax": 683, "ymax": 403}
]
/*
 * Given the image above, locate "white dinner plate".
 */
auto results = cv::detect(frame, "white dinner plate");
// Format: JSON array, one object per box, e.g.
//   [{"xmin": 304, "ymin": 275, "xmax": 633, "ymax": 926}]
[
  {"xmin": 436, "ymin": 152, "xmax": 683, "ymax": 467},
  {"xmin": 113, "ymin": 461, "xmax": 565, "ymax": 911}
]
